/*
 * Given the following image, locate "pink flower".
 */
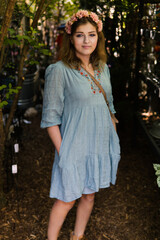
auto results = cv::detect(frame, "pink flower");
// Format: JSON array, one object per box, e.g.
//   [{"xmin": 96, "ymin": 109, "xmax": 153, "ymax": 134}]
[
  {"xmin": 76, "ymin": 11, "xmax": 83, "ymax": 18},
  {"xmin": 76, "ymin": 10, "xmax": 89, "ymax": 18},
  {"xmin": 90, "ymin": 12, "xmax": 99, "ymax": 23},
  {"xmin": 80, "ymin": 10, "xmax": 89, "ymax": 17},
  {"xmin": 65, "ymin": 10, "xmax": 103, "ymax": 35},
  {"xmin": 97, "ymin": 21, "xmax": 103, "ymax": 32},
  {"xmin": 65, "ymin": 22, "xmax": 71, "ymax": 34},
  {"xmin": 70, "ymin": 14, "xmax": 77, "ymax": 22},
  {"xmin": 97, "ymin": 20, "xmax": 103, "ymax": 32},
  {"xmin": 71, "ymin": 16, "xmax": 78, "ymax": 22}
]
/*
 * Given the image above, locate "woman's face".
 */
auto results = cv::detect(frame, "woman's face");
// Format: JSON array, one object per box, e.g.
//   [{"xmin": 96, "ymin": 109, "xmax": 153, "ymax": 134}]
[{"xmin": 71, "ymin": 22, "xmax": 98, "ymax": 60}]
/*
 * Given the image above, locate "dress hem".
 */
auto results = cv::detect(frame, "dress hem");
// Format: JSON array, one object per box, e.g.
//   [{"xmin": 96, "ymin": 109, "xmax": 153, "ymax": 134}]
[{"xmin": 49, "ymin": 182, "xmax": 115, "ymax": 202}]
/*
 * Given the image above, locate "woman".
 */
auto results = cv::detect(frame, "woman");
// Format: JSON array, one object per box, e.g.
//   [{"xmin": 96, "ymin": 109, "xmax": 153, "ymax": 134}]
[{"xmin": 41, "ymin": 9, "xmax": 120, "ymax": 240}]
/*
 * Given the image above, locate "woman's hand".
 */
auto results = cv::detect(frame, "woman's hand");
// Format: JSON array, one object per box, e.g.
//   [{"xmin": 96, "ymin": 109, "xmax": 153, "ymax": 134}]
[
  {"xmin": 111, "ymin": 114, "xmax": 119, "ymax": 131},
  {"xmin": 47, "ymin": 125, "xmax": 62, "ymax": 155}
]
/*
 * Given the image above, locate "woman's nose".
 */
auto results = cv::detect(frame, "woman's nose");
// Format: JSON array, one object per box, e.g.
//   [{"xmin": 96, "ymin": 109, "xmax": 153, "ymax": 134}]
[{"xmin": 84, "ymin": 35, "xmax": 89, "ymax": 43}]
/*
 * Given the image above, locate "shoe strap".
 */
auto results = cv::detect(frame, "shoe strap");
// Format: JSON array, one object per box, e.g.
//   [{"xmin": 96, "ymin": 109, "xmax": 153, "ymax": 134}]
[{"xmin": 71, "ymin": 232, "xmax": 84, "ymax": 240}]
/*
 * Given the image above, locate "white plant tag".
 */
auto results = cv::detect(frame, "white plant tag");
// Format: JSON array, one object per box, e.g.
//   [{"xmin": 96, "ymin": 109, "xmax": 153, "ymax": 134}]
[
  {"xmin": 14, "ymin": 143, "xmax": 19, "ymax": 153},
  {"xmin": 12, "ymin": 164, "xmax": 18, "ymax": 174}
]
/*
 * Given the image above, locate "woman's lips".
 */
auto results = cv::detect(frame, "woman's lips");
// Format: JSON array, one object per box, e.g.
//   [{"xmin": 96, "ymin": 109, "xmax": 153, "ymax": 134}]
[{"xmin": 82, "ymin": 46, "xmax": 91, "ymax": 49}]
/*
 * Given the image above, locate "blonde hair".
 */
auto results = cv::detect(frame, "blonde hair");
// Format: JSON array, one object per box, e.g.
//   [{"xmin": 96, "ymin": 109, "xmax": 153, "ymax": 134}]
[{"xmin": 60, "ymin": 17, "xmax": 107, "ymax": 70}]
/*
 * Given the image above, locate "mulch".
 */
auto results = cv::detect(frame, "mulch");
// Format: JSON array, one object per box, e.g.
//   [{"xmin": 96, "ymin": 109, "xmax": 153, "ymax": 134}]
[{"xmin": 0, "ymin": 113, "xmax": 160, "ymax": 240}]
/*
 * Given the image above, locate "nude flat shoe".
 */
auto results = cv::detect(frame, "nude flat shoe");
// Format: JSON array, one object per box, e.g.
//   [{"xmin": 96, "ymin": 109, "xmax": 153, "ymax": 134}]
[{"xmin": 70, "ymin": 231, "xmax": 87, "ymax": 240}]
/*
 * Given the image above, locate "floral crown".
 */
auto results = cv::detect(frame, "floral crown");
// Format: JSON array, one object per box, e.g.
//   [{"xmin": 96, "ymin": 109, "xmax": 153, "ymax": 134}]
[{"xmin": 65, "ymin": 10, "xmax": 103, "ymax": 34}]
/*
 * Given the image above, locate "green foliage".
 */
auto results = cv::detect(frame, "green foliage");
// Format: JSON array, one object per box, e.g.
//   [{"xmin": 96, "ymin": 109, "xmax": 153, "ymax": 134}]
[
  {"xmin": 44, "ymin": 0, "xmax": 79, "ymax": 23},
  {"xmin": 0, "ymin": 84, "xmax": 21, "ymax": 108},
  {"xmin": 0, "ymin": 85, "xmax": 7, "ymax": 91},
  {"xmin": 0, "ymin": 0, "xmax": 80, "ymax": 110},
  {"xmin": 153, "ymin": 164, "xmax": 160, "ymax": 188},
  {"xmin": 4, "ymin": 27, "xmax": 41, "ymax": 46},
  {"xmin": 39, "ymin": 48, "xmax": 52, "ymax": 56}
]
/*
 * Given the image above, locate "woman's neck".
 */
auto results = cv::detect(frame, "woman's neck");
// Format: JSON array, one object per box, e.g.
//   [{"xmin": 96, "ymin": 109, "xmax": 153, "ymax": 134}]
[
  {"xmin": 81, "ymin": 58, "xmax": 92, "ymax": 69},
  {"xmin": 76, "ymin": 54, "xmax": 90, "ymax": 68},
  {"xmin": 76, "ymin": 54, "xmax": 94, "ymax": 74},
  {"xmin": 81, "ymin": 62, "xmax": 91, "ymax": 69},
  {"xmin": 81, "ymin": 60, "xmax": 94, "ymax": 75}
]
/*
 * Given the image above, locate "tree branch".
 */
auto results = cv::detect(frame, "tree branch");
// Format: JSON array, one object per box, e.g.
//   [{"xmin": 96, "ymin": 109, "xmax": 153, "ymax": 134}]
[
  {"xmin": 4, "ymin": 0, "xmax": 48, "ymax": 138},
  {"xmin": 0, "ymin": 0, "xmax": 17, "ymax": 51}
]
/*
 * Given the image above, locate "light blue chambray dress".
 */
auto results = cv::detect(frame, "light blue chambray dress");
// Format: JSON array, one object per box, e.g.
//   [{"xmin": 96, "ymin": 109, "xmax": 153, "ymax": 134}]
[{"xmin": 41, "ymin": 61, "xmax": 120, "ymax": 202}]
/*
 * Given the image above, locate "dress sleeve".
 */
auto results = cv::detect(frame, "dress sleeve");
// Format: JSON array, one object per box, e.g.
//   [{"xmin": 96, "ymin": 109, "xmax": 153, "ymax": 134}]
[
  {"xmin": 40, "ymin": 63, "xmax": 65, "ymax": 128},
  {"xmin": 106, "ymin": 65, "xmax": 116, "ymax": 114}
]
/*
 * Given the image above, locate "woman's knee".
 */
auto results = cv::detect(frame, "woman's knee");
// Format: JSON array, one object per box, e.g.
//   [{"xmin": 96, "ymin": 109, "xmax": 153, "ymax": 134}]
[
  {"xmin": 82, "ymin": 193, "xmax": 95, "ymax": 202},
  {"xmin": 54, "ymin": 199, "xmax": 76, "ymax": 210}
]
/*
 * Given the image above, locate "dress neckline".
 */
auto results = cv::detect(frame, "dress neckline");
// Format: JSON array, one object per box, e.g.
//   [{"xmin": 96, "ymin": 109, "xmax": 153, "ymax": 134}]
[{"xmin": 78, "ymin": 67, "xmax": 102, "ymax": 94}]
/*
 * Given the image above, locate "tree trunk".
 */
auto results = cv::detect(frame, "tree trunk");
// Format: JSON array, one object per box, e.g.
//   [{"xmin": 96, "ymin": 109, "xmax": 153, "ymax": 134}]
[
  {"xmin": 0, "ymin": 45, "xmax": 6, "ymax": 72},
  {"xmin": 5, "ymin": 0, "xmax": 48, "ymax": 138},
  {"xmin": 0, "ymin": 0, "xmax": 17, "ymax": 208},
  {"xmin": 0, "ymin": 0, "xmax": 48, "ymax": 207},
  {"xmin": 0, "ymin": 101, "xmax": 6, "ymax": 207},
  {"xmin": 0, "ymin": 0, "xmax": 17, "ymax": 51}
]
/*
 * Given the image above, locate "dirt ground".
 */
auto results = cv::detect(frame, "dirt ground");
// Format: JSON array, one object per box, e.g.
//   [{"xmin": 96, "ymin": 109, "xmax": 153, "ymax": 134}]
[{"xmin": 0, "ymin": 113, "xmax": 160, "ymax": 240}]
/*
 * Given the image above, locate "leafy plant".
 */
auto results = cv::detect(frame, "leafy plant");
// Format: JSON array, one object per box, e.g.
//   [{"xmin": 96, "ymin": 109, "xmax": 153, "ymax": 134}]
[
  {"xmin": 0, "ymin": 0, "xmax": 81, "ymax": 207},
  {"xmin": 0, "ymin": 0, "xmax": 48, "ymax": 208},
  {"xmin": 153, "ymin": 164, "xmax": 160, "ymax": 188},
  {"xmin": 0, "ymin": 84, "xmax": 21, "ymax": 108}
]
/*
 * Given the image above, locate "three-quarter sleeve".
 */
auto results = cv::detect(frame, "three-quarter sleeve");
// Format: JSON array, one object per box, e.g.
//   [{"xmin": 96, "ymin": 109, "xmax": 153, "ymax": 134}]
[
  {"xmin": 40, "ymin": 64, "xmax": 65, "ymax": 128},
  {"xmin": 106, "ymin": 65, "xmax": 116, "ymax": 114}
]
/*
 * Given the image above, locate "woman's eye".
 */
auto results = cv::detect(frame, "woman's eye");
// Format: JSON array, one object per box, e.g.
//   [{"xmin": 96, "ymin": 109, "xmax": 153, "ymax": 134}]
[
  {"xmin": 76, "ymin": 34, "xmax": 83, "ymax": 37},
  {"xmin": 75, "ymin": 33, "xmax": 96, "ymax": 38}
]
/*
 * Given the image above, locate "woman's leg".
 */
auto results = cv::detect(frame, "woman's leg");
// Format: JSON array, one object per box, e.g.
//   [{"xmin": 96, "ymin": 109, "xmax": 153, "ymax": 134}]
[
  {"xmin": 73, "ymin": 193, "xmax": 95, "ymax": 237},
  {"xmin": 48, "ymin": 199, "xmax": 75, "ymax": 240}
]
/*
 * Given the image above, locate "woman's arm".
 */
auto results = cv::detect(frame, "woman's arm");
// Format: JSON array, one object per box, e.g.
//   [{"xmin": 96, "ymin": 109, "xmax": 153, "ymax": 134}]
[{"xmin": 47, "ymin": 125, "xmax": 62, "ymax": 155}]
